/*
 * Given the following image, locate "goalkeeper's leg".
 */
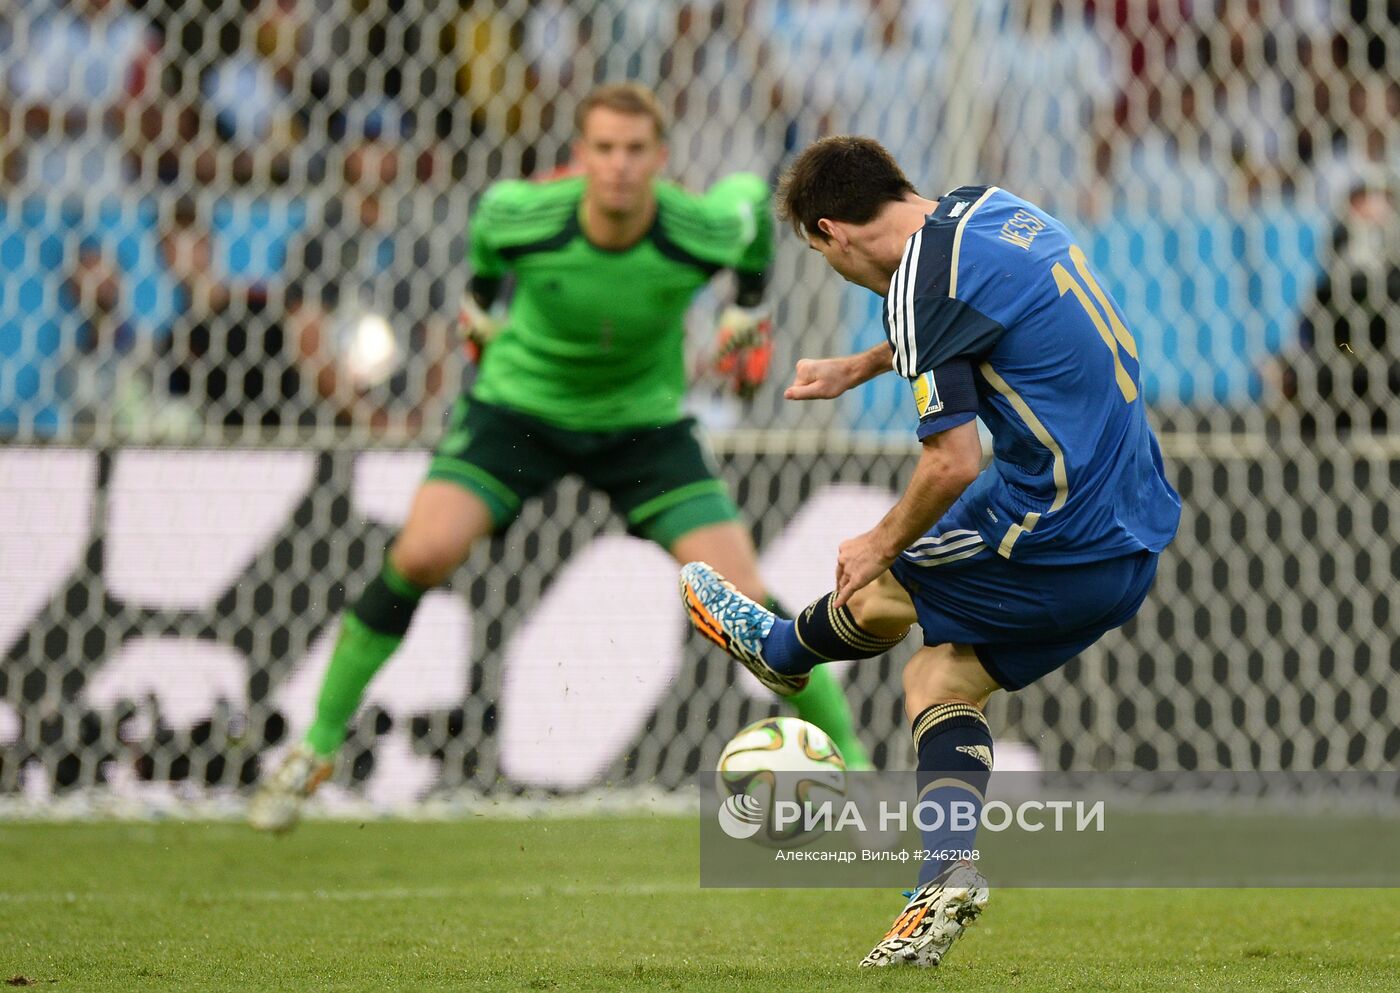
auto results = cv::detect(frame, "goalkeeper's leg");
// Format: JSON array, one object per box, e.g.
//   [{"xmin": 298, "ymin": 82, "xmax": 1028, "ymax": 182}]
[
  {"xmin": 249, "ymin": 482, "xmax": 493, "ymax": 832},
  {"xmin": 669, "ymin": 523, "xmax": 875, "ymax": 770}
]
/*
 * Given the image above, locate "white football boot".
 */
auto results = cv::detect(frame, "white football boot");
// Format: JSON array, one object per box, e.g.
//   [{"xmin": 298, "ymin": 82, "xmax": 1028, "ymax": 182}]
[
  {"xmin": 248, "ymin": 743, "xmax": 333, "ymax": 833},
  {"xmin": 860, "ymin": 862, "xmax": 989, "ymax": 968}
]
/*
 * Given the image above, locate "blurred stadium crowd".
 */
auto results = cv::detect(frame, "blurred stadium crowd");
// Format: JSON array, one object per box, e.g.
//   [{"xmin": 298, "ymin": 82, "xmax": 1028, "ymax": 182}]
[{"xmin": 1, "ymin": 0, "xmax": 1397, "ymax": 440}]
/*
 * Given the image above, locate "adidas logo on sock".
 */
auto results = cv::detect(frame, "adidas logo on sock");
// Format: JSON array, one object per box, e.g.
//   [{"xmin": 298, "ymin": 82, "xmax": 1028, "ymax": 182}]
[{"xmin": 956, "ymin": 744, "xmax": 993, "ymax": 769}]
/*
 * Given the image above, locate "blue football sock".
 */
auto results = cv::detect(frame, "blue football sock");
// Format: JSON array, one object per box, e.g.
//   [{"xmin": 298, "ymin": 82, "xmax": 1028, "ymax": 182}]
[
  {"xmin": 912, "ymin": 702, "xmax": 994, "ymax": 885},
  {"xmin": 762, "ymin": 592, "xmax": 906, "ymax": 675}
]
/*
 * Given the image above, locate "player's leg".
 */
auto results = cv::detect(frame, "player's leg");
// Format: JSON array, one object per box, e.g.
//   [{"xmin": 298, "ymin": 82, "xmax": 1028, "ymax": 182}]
[
  {"xmin": 902, "ymin": 642, "xmax": 997, "ymax": 886},
  {"xmin": 680, "ymin": 562, "xmax": 912, "ymax": 690},
  {"xmin": 668, "ymin": 521, "xmax": 763, "ymax": 601},
  {"xmin": 669, "ymin": 521, "xmax": 873, "ymax": 770},
  {"xmin": 251, "ymin": 398, "xmax": 552, "ymax": 832},
  {"xmin": 301, "ymin": 481, "xmax": 494, "ymax": 758},
  {"xmin": 678, "ymin": 562, "xmax": 995, "ymax": 966},
  {"xmin": 683, "ymin": 503, "xmax": 986, "ymax": 686},
  {"xmin": 762, "ymin": 568, "xmax": 916, "ymax": 674},
  {"xmin": 861, "ymin": 642, "xmax": 998, "ymax": 968},
  {"xmin": 862, "ymin": 550, "xmax": 1163, "ymax": 967},
  {"xmin": 686, "ymin": 518, "xmax": 1164, "ymax": 966},
  {"xmin": 248, "ymin": 482, "xmax": 495, "ymax": 833},
  {"xmin": 304, "ymin": 399, "xmax": 557, "ymax": 756}
]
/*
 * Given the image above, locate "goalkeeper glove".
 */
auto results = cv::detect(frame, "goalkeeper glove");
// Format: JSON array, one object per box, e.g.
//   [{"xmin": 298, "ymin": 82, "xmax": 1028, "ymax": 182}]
[
  {"xmin": 458, "ymin": 292, "xmax": 502, "ymax": 364},
  {"xmin": 713, "ymin": 304, "xmax": 773, "ymax": 399}
]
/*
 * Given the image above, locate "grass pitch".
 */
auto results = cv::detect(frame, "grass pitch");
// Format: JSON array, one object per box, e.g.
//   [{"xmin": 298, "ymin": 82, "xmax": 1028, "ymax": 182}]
[{"xmin": 3, "ymin": 817, "xmax": 1397, "ymax": 992}]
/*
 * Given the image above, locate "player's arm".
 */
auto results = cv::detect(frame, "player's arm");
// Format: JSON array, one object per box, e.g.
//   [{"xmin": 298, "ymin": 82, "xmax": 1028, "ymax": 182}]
[
  {"xmin": 704, "ymin": 171, "xmax": 774, "ymax": 281},
  {"xmin": 705, "ymin": 173, "xmax": 776, "ymax": 397},
  {"xmin": 459, "ymin": 186, "xmax": 513, "ymax": 362},
  {"xmin": 833, "ymin": 360, "xmax": 983, "ymax": 606},
  {"xmin": 835, "ymin": 419, "xmax": 981, "ymax": 607},
  {"xmin": 458, "ymin": 275, "xmax": 505, "ymax": 364},
  {"xmin": 785, "ymin": 343, "xmax": 895, "ymax": 400}
]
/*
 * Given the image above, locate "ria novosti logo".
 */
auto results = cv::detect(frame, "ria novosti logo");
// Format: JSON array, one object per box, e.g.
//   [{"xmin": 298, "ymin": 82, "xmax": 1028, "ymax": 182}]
[
  {"xmin": 717, "ymin": 794, "xmax": 765, "ymax": 839},
  {"xmin": 716, "ymin": 791, "xmax": 1107, "ymax": 839}
]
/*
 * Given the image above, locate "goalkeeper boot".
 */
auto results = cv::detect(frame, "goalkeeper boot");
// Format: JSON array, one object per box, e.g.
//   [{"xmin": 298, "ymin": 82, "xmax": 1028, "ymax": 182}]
[
  {"xmin": 860, "ymin": 862, "xmax": 989, "ymax": 968},
  {"xmin": 679, "ymin": 562, "xmax": 807, "ymax": 697},
  {"xmin": 248, "ymin": 743, "xmax": 334, "ymax": 834}
]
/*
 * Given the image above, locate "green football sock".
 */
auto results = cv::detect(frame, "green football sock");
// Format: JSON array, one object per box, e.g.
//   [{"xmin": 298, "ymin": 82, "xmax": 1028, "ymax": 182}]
[
  {"xmin": 303, "ymin": 562, "xmax": 425, "ymax": 757},
  {"xmin": 766, "ymin": 596, "xmax": 873, "ymax": 770},
  {"xmin": 790, "ymin": 666, "xmax": 874, "ymax": 771}
]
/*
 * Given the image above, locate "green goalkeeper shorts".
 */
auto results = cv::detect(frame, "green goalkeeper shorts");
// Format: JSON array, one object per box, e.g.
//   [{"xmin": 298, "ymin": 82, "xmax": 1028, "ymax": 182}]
[{"xmin": 426, "ymin": 397, "xmax": 741, "ymax": 548}]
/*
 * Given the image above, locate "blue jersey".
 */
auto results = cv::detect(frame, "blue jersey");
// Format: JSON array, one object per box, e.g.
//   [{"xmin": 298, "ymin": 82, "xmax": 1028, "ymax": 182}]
[{"xmin": 882, "ymin": 185, "xmax": 1180, "ymax": 565}]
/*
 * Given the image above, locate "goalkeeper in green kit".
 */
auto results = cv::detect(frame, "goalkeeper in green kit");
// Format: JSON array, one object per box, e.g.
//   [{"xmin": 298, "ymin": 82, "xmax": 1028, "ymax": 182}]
[{"xmin": 250, "ymin": 83, "xmax": 872, "ymax": 831}]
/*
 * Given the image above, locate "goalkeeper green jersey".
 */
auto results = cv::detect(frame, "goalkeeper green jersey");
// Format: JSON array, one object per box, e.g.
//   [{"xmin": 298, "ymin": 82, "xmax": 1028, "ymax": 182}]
[{"xmin": 467, "ymin": 173, "xmax": 773, "ymax": 430}]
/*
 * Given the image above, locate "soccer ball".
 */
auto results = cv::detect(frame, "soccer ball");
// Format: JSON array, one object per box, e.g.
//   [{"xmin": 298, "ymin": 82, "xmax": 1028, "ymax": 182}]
[
  {"xmin": 716, "ymin": 716, "xmax": 846, "ymax": 847},
  {"xmin": 332, "ymin": 307, "xmax": 402, "ymax": 389}
]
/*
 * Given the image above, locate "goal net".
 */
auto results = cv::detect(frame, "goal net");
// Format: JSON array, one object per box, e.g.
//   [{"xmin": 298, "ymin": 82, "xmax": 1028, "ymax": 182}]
[{"xmin": 1, "ymin": 1, "xmax": 1396, "ymax": 810}]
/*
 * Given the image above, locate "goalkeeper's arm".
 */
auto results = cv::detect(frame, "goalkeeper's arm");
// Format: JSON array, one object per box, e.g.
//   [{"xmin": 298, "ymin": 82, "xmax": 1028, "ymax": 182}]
[
  {"xmin": 458, "ymin": 274, "xmax": 504, "ymax": 364},
  {"xmin": 712, "ymin": 268, "xmax": 773, "ymax": 399}
]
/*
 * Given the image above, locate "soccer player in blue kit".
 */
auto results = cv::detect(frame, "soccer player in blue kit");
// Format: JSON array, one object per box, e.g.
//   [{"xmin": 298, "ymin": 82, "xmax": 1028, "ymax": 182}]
[{"xmin": 682, "ymin": 137, "xmax": 1181, "ymax": 968}]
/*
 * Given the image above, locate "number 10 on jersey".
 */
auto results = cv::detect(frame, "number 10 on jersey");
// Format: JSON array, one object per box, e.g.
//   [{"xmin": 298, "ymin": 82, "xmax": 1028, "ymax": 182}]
[{"xmin": 1052, "ymin": 244, "xmax": 1140, "ymax": 403}]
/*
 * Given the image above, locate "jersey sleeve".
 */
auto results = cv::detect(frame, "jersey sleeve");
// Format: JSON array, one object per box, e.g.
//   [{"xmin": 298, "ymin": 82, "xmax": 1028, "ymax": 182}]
[
  {"xmin": 701, "ymin": 172, "xmax": 774, "ymax": 277},
  {"xmin": 910, "ymin": 359, "xmax": 980, "ymax": 439},
  {"xmin": 656, "ymin": 174, "xmax": 774, "ymax": 300},
  {"xmin": 468, "ymin": 177, "xmax": 582, "ymax": 285},
  {"xmin": 467, "ymin": 181, "xmax": 519, "ymax": 282},
  {"xmin": 883, "ymin": 208, "xmax": 1007, "ymax": 379}
]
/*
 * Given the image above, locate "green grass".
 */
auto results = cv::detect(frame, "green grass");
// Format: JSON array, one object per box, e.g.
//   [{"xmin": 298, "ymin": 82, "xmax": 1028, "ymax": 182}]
[{"xmin": 2, "ymin": 817, "xmax": 1397, "ymax": 992}]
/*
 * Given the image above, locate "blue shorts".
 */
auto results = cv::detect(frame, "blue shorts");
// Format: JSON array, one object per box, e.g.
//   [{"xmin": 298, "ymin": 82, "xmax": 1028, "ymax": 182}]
[{"xmin": 887, "ymin": 512, "xmax": 1159, "ymax": 691}]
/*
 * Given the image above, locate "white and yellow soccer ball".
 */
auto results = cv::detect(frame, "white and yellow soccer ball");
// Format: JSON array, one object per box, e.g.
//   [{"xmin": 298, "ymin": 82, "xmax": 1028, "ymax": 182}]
[{"xmin": 716, "ymin": 716, "xmax": 847, "ymax": 847}]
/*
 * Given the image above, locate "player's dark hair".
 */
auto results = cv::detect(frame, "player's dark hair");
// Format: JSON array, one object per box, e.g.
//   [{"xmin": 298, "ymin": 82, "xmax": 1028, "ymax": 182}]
[
  {"xmin": 576, "ymin": 82, "xmax": 667, "ymax": 140},
  {"xmin": 778, "ymin": 136, "xmax": 917, "ymax": 240}
]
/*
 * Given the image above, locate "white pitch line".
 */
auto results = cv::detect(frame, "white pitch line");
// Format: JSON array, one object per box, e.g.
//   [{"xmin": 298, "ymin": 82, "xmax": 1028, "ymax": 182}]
[
  {"xmin": 0, "ymin": 880, "xmax": 710, "ymax": 906},
  {"xmin": 4, "ymin": 877, "xmax": 1392, "ymax": 905}
]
